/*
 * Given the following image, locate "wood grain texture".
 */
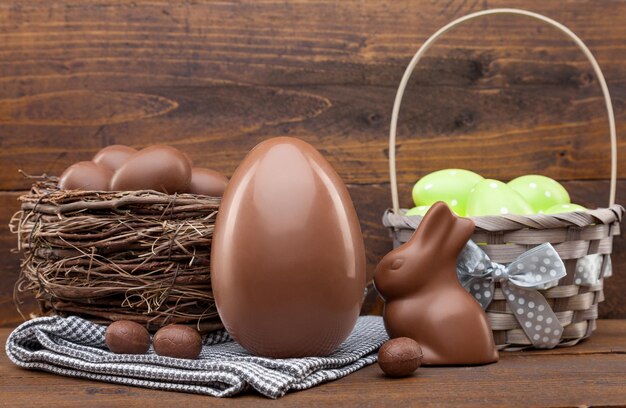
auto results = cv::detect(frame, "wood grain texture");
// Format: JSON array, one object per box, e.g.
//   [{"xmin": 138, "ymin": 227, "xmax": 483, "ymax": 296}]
[
  {"xmin": 0, "ymin": 0, "xmax": 625, "ymax": 189},
  {"xmin": 1, "ymin": 320, "xmax": 625, "ymax": 407},
  {"xmin": 1, "ymin": 0, "xmax": 625, "ymax": 324}
]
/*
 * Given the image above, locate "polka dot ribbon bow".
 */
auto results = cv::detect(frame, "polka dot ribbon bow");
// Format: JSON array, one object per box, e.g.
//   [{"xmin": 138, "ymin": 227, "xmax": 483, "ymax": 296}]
[
  {"xmin": 575, "ymin": 254, "xmax": 612, "ymax": 285},
  {"xmin": 457, "ymin": 241, "xmax": 566, "ymax": 349}
]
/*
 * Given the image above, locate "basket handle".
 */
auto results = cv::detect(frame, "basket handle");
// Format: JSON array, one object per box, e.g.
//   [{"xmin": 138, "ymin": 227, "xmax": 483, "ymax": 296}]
[{"xmin": 389, "ymin": 8, "xmax": 617, "ymax": 214}]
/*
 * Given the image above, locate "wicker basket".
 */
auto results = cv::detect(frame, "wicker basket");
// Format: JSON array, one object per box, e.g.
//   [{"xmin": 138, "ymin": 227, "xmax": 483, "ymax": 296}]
[
  {"xmin": 383, "ymin": 9, "xmax": 624, "ymax": 349},
  {"xmin": 10, "ymin": 176, "xmax": 223, "ymax": 333}
]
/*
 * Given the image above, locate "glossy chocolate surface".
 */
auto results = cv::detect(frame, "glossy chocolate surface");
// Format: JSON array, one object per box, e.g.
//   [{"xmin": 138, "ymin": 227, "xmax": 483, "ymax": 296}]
[
  {"xmin": 58, "ymin": 161, "xmax": 113, "ymax": 191},
  {"xmin": 374, "ymin": 202, "xmax": 498, "ymax": 365},
  {"xmin": 92, "ymin": 145, "xmax": 137, "ymax": 172},
  {"xmin": 110, "ymin": 145, "xmax": 191, "ymax": 193},
  {"xmin": 188, "ymin": 167, "xmax": 228, "ymax": 196},
  {"xmin": 211, "ymin": 137, "xmax": 366, "ymax": 358}
]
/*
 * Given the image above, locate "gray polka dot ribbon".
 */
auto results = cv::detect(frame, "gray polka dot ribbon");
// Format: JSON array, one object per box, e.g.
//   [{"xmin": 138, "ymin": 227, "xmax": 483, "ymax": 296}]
[
  {"xmin": 457, "ymin": 241, "xmax": 566, "ymax": 349},
  {"xmin": 575, "ymin": 254, "xmax": 612, "ymax": 285}
]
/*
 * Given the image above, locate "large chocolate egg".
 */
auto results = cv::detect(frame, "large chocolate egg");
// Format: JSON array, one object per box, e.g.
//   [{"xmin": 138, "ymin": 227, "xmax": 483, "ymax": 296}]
[
  {"xmin": 92, "ymin": 145, "xmax": 137, "ymax": 172},
  {"xmin": 211, "ymin": 137, "xmax": 366, "ymax": 358},
  {"xmin": 110, "ymin": 145, "xmax": 191, "ymax": 194}
]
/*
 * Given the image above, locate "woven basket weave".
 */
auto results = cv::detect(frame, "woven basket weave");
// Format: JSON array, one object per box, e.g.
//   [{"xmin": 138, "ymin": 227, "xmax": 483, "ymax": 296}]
[
  {"xmin": 10, "ymin": 176, "xmax": 223, "ymax": 333},
  {"xmin": 383, "ymin": 9, "xmax": 624, "ymax": 349},
  {"xmin": 384, "ymin": 209, "xmax": 623, "ymax": 348}
]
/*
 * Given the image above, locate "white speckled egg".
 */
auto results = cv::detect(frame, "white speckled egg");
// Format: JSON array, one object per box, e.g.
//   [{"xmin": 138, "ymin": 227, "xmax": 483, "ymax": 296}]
[
  {"xmin": 466, "ymin": 179, "xmax": 534, "ymax": 216},
  {"xmin": 412, "ymin": 169, "xmax": 483, "ymax": 216}
]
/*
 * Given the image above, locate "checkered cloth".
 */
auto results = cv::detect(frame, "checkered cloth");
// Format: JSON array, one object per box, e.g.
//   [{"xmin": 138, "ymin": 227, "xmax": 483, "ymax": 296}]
[{"xmin": 5, "ymin": 315, "xmax": 387, "ymax": 398}]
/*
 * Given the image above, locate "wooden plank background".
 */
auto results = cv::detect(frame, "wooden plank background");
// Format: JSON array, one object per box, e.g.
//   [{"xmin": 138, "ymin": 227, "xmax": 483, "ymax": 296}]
[{"xmin": 1, "ymin": 0, "xmax": 625, "ymax": 325}]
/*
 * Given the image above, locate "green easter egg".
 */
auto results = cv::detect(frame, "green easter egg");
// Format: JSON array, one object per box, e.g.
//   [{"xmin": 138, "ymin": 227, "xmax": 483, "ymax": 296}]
[
  {"xmin": 412, "ymin": 169, "xmax": 483, "ymax": 216},
  {"xmin": 543, "ymin": 203, "xmax": 587, "ymax": 214},
  {"xmin": 405, "ymin": 205, "xmax": 431, "ymax": 216},
  {"xmin": 466, "ymin": 179, "xmax": 535, "ymax": 216},
  {"xmin": 508, "ymin": 175, "xmax": 570, "ymax": 213}
]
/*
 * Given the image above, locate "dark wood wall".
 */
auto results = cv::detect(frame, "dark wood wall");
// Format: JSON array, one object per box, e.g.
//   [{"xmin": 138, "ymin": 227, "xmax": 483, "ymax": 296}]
[{"xmin": 1, "ymin": 0, "xmax": 625, "ymax": 326}]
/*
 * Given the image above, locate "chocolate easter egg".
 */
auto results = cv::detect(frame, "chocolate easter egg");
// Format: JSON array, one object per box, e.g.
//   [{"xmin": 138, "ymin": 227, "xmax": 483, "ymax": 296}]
[
  {"xmin": 412, "ymin": 169, "xmax": 483, "ymax": 216},
  {"xmin": 188, "ymin": 167, "xmax": 229, "ymax": 196},
  {"xmin": 58, "ymin": 161, "xmax": 113, "ymax": 191},
  {"xmin": 110, "ymin": 145, "xmax": 191, "ymax": 194},
  {"xmin": 211, "ymin": 137, "xmax": 366, "ymax": 358},
  {"xmin": 378, "ymin": 337, "xmax": 423, "ymax": 378},
  {"xmin": 105, "ymin": 320, "xmax": 150, "ymax": 355},
  {"xmin": 92, "ymin": 145, "xmax": 137, "ymax": 172},
  {"xmin": 508, "ymin": 175, "xmax": 570, "ymax": 213},
  {"xmin": 153, "ymin": 325, "xmax": 202, "ymax": 359}
]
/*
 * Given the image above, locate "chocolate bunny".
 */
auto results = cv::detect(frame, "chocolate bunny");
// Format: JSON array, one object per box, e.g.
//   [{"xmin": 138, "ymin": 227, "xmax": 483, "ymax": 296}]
[{"xmin": 375, "ymin": 202, "xmax": 498, "ymax": 365}]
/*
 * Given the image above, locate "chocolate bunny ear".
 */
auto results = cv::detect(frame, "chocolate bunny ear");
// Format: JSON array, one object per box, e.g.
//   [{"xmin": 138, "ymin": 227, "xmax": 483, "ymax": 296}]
[
  {"xmin": 410, "ymin": 202, "xmax": 455, "ymax": 243},
  {"xmin": 410, "ymin": 202, "xmax": 475, "ymax": 255}
]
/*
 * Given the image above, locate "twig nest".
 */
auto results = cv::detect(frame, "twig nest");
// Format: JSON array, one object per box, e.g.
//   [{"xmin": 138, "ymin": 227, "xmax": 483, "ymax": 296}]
[
  {"xmin": 11, "ymin": 178, "xmax": 222, "ymax": 331},
  {"xmin": 153, "ymin": 325, "xmax": 202, "ymax": 359},
  {"xmin": 378, "ymin": 337, "xmax": 423, "ymax": 378},
  {"xmin": 105, "ymin": 320, "xmax": 150, "ymax": 354}
]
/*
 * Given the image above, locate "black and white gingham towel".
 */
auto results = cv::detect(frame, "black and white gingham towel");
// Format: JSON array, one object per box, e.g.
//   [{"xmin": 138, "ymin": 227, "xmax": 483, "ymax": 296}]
[{"xmin": 5, "ymin": 315, "xmax": 387, "ymax": 398}]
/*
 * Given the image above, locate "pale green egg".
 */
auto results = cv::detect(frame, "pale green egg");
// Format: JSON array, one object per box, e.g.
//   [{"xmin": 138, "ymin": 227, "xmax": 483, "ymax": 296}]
[
  {"xmin": 466, "ymin": 179, "xmax": 534, "ymax": 216},
  {"xmin": 411, "ymin": 169, "xmax": 483, "ymax": 216},
  {"xmin": 508, "ymin": 175, "xmax": 570, "ymax": 213},
  {"xmin": 543, "ymin": 203, "xmax": 587, "ymax": 214},
  {"xmin": 405, "ymin": 205, "xmax": 431, "ymax": 216}
]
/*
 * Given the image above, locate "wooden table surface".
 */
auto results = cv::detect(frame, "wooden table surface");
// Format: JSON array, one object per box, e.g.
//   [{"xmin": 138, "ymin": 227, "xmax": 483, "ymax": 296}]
[{"xmin": 1, "ymin": 320, "xmax": 625, "ymax": 407}]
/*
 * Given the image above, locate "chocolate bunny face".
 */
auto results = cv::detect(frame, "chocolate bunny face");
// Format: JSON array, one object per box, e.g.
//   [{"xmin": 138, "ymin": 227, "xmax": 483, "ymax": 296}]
[
  {"xmin": 374, "ymin": 201, "xmax": 498, "ymax": 365},
  {"xmin": 375, "ymin": 202, "xmax": 474, "ymax": 299},
  {"xmin": 374, "ymin": 243, "xmax": 423, "ymax": 299}
]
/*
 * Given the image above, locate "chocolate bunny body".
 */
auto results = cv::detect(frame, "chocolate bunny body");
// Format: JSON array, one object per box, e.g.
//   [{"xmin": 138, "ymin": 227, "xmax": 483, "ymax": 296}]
[{"xmin": 374, "ymin": 202, "xmax": 498, "ymax": 365}]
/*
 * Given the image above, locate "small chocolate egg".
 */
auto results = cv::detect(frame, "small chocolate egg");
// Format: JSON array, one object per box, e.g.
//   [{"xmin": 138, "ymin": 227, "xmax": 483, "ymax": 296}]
[
  {"xmin": 412, "ymin": 169, "xmax": 483, "ymax": 216},
  {"xmin": 110, "ymin": 145, "xmax": 192, "ymax": 194},
  {"xmin": 92, "ymin": 145, "xmax": 137, "ymax": 172},
  {"xmin": 212, "ymin": 137, "xmax": 366, "ymax": 358},
  {"xmin": 188, "ymin": 167, "xmax": 229, "ymax": 196},
  {"xmin": 378, "ymin": 337, "xmax": 423, "ymax": 378},
  {"xmin": 153, "ymin": 325, "xmax": 202, "ymax": 359},
  {"xmin": 58, "ymin": 161, "xmax": 113, "ymax": 191},
  {"xmin": 466, "ymin": 179, "xmax": 534, "ymax": 216},
  {"xmin": 508, "ymin": 175, "xmax": 570, "ymax": 213},
  {"xmin": 105, "ymin": 320, "xmax": 150, "ymax": 354}
]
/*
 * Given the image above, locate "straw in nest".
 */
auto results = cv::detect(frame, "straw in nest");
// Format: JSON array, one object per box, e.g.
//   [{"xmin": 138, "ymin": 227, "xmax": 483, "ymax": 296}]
[{"xmin": 10, "ymin": 175, "xmax": 223, "ymax": 332}]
